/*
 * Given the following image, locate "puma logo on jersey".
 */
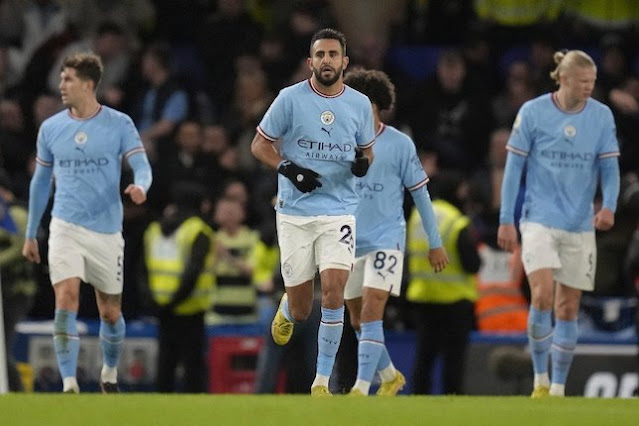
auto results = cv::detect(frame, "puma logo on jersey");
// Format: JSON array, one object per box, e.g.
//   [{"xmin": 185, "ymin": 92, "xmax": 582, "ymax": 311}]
[{"xmin": 321, "ymin": 127, "xmax": 333, "ymax": 137}]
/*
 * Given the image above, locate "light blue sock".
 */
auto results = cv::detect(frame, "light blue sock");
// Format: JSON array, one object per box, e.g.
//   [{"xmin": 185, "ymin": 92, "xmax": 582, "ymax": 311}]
[
  {"xmin": 356, "ymin": 327, "xmax": 392, "ymax": 373},
  {"xmin": 316, "ymin": 306, "xmax": 344, "ymax": 377},
  {"xmin": 527, "ymin": 307, "xmax": 553, "ymax": 375},
  {"xmin": 357, "ymin": 321, "xmax": 385, "ymax": 383},
  {"xmin": 53, "ymin": 309, "xmax": 80, "ymax": 379},
  {"xmin": 551, "ymin": 319, "xmax": 578, "ymax": 385},
  {"xmin": 99, "ymin": 315, "xmax": 125, "ymax": 368}
]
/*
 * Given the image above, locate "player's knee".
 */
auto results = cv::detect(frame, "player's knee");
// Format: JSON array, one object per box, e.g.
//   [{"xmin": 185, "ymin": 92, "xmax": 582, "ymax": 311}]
[
  {"xmin": 289, "ymin": 306, "xmax": 311, "ymax": 322},
  {"xmin": 100, "ymin": 308, "xmax": 122, "ymax": 324}
]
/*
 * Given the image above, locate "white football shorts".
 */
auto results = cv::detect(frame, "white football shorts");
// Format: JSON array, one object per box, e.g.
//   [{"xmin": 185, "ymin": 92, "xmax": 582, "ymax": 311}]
[
  {"xmin": 48, "ymin": 217, "xmax": 125, "ymax": 294},
  {"xmin": 344, "ymin": 249, "xmax": 404, "ymax": 300},
  {"xmin": 276, "ymin": 212, "xmax": 355, "ymax": 287},
  {"xmin": 519, "ymin": 221, "xmax": 596, "ymax": 291}
]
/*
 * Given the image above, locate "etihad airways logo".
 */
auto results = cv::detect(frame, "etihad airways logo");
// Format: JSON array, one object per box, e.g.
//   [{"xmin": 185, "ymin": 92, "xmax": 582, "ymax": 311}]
[
  {"xmin": 540, "ymin": 150, "xmax": 594, "ymax": 169},
  {"xmin": 58, "ymin": 157, "xmax": 110, "ymax": 174},
  {"xmin": 297, "ymin": 139, "xmax": 353, "ymax": 161}
]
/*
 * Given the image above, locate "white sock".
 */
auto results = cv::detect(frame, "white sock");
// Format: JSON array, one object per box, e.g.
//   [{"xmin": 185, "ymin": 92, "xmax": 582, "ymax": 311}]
[
  {"xmin": 549, "ymin": 383, "xmax": 565, "ymax": 397},
  {"xmin": 311, "ymin": 374, "xmax": 329, "ymax": 388},
  {"xmin": 101, "ymin": 365, "xmax": 118, "ymax": 383},
  {"xmin": 63, "ymin": 377, "xmax": 79, "ymax": 393},
  {"xmin": 534, "ymin": 373, "xmax": 550, "ymax": 388},
  {"xmin": 378, "ymin": 364, "xmax": 397, "ymax": 383},
  {"xmin": 353, "ymin": 379, "xmax": 371, "ymax": 395}
]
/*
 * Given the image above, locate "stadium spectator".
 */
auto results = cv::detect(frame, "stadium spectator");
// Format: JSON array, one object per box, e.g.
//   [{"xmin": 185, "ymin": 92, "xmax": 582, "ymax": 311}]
[
  {"xmin": 21, "ymin": 52, "xmax": 152, "ymax": 393},
  {"xmin": 408, "ymin": 49, "xmax": 493, "ymax": 175},
  {"xmin": 342, "ymin": 68, "xmax": 448, "ymax": 396},
  {"xmin": 498, "ymin": 50, "xmax": 620, "ymax": 398},
  {"xmin": 250, "ymin": 28, "xmax": 375, "ymax": 396},
  {"xmin": 209, "ymin": 196, "xmax": 261, "ymax": 324}
]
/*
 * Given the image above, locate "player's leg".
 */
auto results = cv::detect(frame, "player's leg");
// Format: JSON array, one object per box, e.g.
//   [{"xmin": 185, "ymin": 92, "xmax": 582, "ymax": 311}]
[
  {"xmin": 549, "ymin": 284, "xmax": 581, "ymax": 397},
  {"xmin": 89, "ymin": 229, "xmax": 126, "ymax": 393},
  {"xmin": 549, "ymin": 230, "xmax": 593, "ymax": 397},
  {"xmin": 526, "ymin": 268, "xmax": 555, "ymax": 397},
  {"xmin": 47, "ymin": 218, "xmax": 86, "ymax": 393},
  {"xmin": 363, "ymin": 250, "xmax": 405, "ymax": 396},
  {"xmin": 52, "ymin": 278, "xmax": 82, "ymax": 393},
  {"xmin": 272, "ymin": 213, "xmax": 317, "ymax": 345},
  {"xmin": 349, "ymin": 287, "xmax": 388, "ymax": 395},
  {"xmin": 311, "ymin": 214, "xmax": 356, "ymax": 395},
  {"xmin": 95, "ymin": 290, "xmax": 124, "ymax": 393},
  {"xmin": 520, "ymin": 223, "xmax": 561, "ymax": 397}
]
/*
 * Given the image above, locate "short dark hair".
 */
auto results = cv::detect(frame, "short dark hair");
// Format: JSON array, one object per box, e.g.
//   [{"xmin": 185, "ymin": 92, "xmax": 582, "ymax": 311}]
[
  {"xmin": 61, "ymin": 53, "xmax": 103, "ymax": 88},
  {"xmin": 309, "ymin": 28, "xmax": 347, "ymax": 56},
  {"xmin": 344, "ymin": 68, "xmax": 395, "ymax": 112}
]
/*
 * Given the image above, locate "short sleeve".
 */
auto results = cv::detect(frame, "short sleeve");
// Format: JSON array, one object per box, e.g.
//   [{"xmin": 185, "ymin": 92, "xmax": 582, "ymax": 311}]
[
  {"xmin": 257, "ymin": 91, "xmax": 289, "ymax": 141},
  {"xmin": 357, "ymin": 103, "xmax": 376, "ymax": 149}
]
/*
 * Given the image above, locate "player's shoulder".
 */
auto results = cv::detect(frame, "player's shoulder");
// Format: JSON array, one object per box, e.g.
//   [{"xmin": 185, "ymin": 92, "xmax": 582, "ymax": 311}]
[
  {"xmin": 380, "ymin": 123, "xmax": 414, "ymax": 146},
  {"xmin": 344, "ymin": 84, "xmax": 372, "ymax": 105},
  {"xmin": 521, "ymin": 93, "xmax": 552, "ymax": 112},
  {"xmin": 40, "ymin": 108, "xmax": 70, "ymax": 129},
  {"xmin": 585, "ymin": 97, "xmax": 613, "ymax": 116},
  {"xmin": 279, "ymin": 80, "xmax": 308, "ymax": 96},
  {"xmin": 100, "ymin": 105, "xmax": 134, "ymax": 122}
]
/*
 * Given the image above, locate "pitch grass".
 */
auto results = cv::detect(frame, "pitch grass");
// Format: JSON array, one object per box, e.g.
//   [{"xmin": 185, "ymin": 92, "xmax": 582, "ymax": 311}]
[{"xmin": 0, "ymin": 394, "xmax": 636, "ymax": 426}]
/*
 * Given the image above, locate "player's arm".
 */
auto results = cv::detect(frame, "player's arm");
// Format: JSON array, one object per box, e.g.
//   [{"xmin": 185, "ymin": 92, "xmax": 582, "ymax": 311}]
[
  {"xmin": 595, "ymin": 156, "xmax": 620, "ymax": 231},
  {"xmin": 23, "ymin": 162, "xmax": 54, "ymax": 263},
  {"xmin": 124, "ymin": 148, "xmax": 153, "ymax": 205},
  {"xmin": 251, "ymin": 130, "xmax": 322, "ymax": 193},
  {"xmin": 410, "ymin": 184, "xmax": 448, "ymax": 272},
  {"xmin": 497, "ymin": 151, "xmax": 526, "ymax": 252}
]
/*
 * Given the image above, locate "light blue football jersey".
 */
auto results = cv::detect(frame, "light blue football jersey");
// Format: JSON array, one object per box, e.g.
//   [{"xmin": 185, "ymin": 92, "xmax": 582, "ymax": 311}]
[
  {"xmin": 35, "ymin": 106, "xmax": 147, "ymax": 233},
  {"xmin": 507, "ymin": 93, "xmax": 620, "ymax": 232},
  {"xmin": 257, "ymin": 79, "xmax": 375, "ymax": 216},
  {"xmin": 355, "ymin": 123, "xmax": 429, "ymax": 256}
]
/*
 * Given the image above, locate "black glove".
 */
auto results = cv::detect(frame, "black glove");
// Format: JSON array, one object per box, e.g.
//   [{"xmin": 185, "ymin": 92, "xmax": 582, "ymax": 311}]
[
  {"xmin": 351, "ymin": 147, "xmax": 370, "ymax": 177},
  {"xmin": 278, "ymin": 160, "xmax": 322, "ymax": 193}
]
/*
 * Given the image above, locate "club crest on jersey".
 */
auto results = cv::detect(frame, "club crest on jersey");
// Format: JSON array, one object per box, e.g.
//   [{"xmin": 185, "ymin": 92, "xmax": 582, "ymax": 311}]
[
  {"xmin": 320, "ymin": 110, "xmax": 335, "ymax": 125},
  {"xmin": 74, "ymin": 131, "xmax": 88, "ymax": 145},
  {"xmin": 564, "ymin": 125, "xmax": 576, "ymax": 139}
]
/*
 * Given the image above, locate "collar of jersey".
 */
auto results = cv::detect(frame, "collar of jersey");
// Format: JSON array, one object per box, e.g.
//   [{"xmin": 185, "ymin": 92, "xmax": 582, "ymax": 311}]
[{"xmin": 308, "ymin": 79, "xmax": 345, "ymax": 98}]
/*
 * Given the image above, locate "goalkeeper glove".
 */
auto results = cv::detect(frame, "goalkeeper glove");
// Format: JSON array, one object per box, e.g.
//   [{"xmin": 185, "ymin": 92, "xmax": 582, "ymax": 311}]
[
  {"xmin": 278, "ymin": 160, "xmax": 322, "ymax": 193},
  {"xmin": 351, "ymin": 147, "xmax": 370, "ymax": 177}
]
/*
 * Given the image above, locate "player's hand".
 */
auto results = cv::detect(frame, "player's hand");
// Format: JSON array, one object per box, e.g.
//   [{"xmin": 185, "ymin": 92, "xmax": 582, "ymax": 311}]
[
  {"xmin": 125, "ymin": 184, "xmax": 147, "ymax": 205},
  {"xmin": 278, "ymin": 160, "xmax": 322, "ymax": 193},
  {"xmin": 22, "ymin": 238, "xmax": 41, "ymax": 264},
  {"xmin": 497, "ymin": 224, "xmax": 519, "ymax": 253},
  {"xmin": 351, "ymin": 147, "xmax": 370, "ymax": 177},
  {"xmin": 428, "ymin": 247, "xmax": 449, "ymax": 273},
  {"xmin": 593, "ymin": 208, "xmax": 615, "ymax": 231}
]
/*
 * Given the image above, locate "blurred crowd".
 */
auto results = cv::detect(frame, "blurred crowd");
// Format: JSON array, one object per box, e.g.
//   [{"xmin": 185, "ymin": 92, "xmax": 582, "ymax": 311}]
[{"xmin": 1, "ymin": 0, "xmax": 638, "ymax": 335}]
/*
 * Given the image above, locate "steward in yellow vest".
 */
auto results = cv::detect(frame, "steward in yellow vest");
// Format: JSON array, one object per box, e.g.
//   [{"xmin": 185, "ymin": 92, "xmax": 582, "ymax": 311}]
[
  {"xmin": 144, "ymin": 216, "xmax": 215, "ymax": 315},
  {"xmin": 406, "ymin": 171, "xmax": 480, "ymax": 395},
  {"xmin": 407, "ymin": 199, "xmax": 479, "ymax": 305},
  {"xmin": 142, "ymin": 182, "xmax": 213, "ymax": 392}
]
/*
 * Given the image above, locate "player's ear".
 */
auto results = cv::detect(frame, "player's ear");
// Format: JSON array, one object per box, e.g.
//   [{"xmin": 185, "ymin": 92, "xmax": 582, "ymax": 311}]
[
  {"xmin": 343, "ymin": 55, "xmax": 349, "ymax": 70},
  {"xmin": 307, "ymin": 57, "xmax": 313, "ymax": 71}
]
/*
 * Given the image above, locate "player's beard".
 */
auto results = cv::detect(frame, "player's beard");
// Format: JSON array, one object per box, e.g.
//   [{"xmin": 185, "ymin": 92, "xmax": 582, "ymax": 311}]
[{"xmin": 313, "ymin": 64, "xmax": 342, "ymax": 87}]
